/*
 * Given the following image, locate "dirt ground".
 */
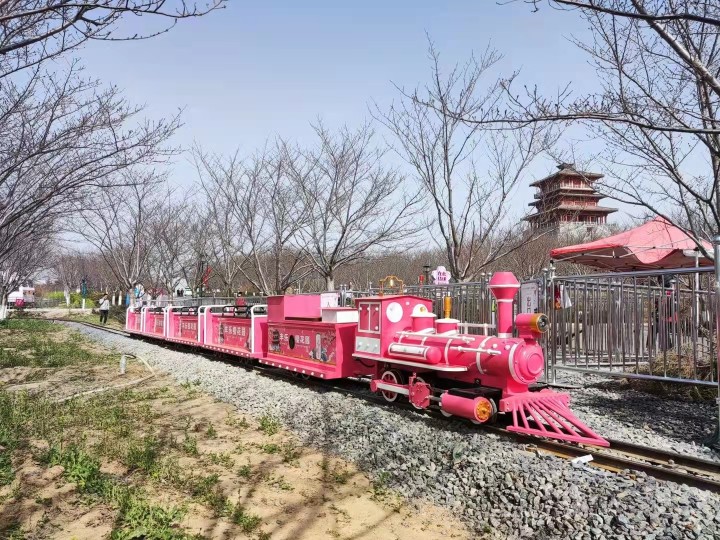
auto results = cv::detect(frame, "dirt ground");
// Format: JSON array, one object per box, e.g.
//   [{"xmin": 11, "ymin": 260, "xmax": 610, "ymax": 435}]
[{"xmin": 0, "ymin": 320, "xmax": 471, "ymax": 540}]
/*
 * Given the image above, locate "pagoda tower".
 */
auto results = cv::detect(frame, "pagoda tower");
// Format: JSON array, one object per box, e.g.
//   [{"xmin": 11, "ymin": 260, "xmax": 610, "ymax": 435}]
[{"xmin": 524, "ymin": 163, "xmax": 616, "ymax": 233}]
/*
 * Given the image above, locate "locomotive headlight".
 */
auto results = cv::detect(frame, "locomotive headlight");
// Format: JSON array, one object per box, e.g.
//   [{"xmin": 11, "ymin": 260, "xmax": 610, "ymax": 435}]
[
  {"xmin": 531, "ymin": 313, "xmax": 549, "ymax": 334},
  {"xmin": 514, "ymin": 313, "xmax": 549, "ymax": 339}
]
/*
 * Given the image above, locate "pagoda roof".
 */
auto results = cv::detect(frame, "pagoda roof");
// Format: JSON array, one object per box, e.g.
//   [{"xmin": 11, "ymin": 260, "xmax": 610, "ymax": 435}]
[
  {"xmin": 523, "ymin": 205, "xmax": 618, "ymax": 221},
  {"xmin": 530, "ymin": 163, "xmax": 603, "ymax": 188},
  {"xmin": 530, "ymin": 194, "xmax": 604, "ymax": 207}
]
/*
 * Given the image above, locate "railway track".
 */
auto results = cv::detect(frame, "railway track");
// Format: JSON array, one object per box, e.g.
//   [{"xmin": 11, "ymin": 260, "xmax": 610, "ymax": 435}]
[{"xmin": 44, "ymin": 316, "xmax": 720, "ymax": 493}]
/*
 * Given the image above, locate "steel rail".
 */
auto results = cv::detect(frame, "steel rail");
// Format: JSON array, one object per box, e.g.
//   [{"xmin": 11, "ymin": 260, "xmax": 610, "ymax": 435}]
[{"xmin": 41, "ymin": 317, "xmax": 720, "ymax": 493}]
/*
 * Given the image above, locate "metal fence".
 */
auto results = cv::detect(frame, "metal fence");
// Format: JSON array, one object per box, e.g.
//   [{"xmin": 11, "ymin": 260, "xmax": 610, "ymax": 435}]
[
  {"xmin": 342, "ymin": 279, "xmax": 499, "ymax": 334},
  {"xmin": 546, "ymin": 266, "xmax": 718, "ymax": 386}
]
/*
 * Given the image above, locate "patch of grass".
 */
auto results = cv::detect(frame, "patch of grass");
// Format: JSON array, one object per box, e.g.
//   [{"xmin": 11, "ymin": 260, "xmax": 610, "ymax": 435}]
[
  {"xmin": 186, "ymin": 473, "xmax": 230, "ymax": 517},
  {"xmin": 258, "ymin": 413, "xmax": 281, "ymax": 436},
  {"xmin": 0, "ymin": 522, "xmax": 25, "ymax": 540},
  {"xmin": 238, "ymin": 463, "xmax": 252, "ymax": 478},
  {"xmin": 331, "ymin": 466, "xmax": 352, "ymax": 485},
  {"xmin": 207, "ymin": 452, "xmax": 234, "ymax": 468},
  {"xmin": 187, "ymin": 473, "xmax": 219, "ymax": 498},
  {"xmin": 280, "ymin": 442, "xmax": 301, "ymax": 464},
  {"xmin": 371, "ymin": 471, "xmax": 391, "ymax": 500},
  {"xmin": 47, "ymin": 445, "xmax": 105, "ymax": 493},
  {"xmin": 126, "ymin": 436, "xmax": 161, "ymax": 474},
  {"xmin": 205, "ymin": 424, "xmax": 217, "ymax": 439},
  {"xmin": 47, "ymin": 445, "xmax": 197, "ymax": 540},
  {"xmin": 260, "ymin": 443, "xmax": 280, "ymax": 454},
  {"xmin": 226, "ymin": 414, "xmax": 250, "ymax": 430},
  {"xmin": 182, "ymin": 433, "xmax": 199, "ymax": 456},
  {"xmin": 0, "ymin": 319, "xmax": 114, "ymax": 369},
  {"xmin": 265, "ymin": 474, "xmax": 293, "ymax": 491},
  {"xmin": 230, "ymin": 503, "xmax": 262, "ymax": 532}
]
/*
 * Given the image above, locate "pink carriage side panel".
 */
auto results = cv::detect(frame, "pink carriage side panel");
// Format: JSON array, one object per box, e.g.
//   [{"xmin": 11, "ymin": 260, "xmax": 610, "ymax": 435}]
[
  {"xmin": 264, "ymin": 320, "xmax": 365, "ymax": 379},
  {"xmin": 144, "ymin": 310, "xmax": 165, "ymax": 338},
  {"xmin": 126, "ymin": 308, "xmax": 141, "ymax": 333},
  {"xmin": 167, "ymin": 310, "xmax": 200, "ymax": 345}
]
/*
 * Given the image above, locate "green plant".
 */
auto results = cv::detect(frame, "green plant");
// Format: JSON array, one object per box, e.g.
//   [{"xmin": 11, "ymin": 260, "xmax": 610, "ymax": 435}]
[
  {"xmin": 48, "ymin": 445, "xmax": 105, "ymax": 494},
  {"xmin": 207, "ymin": 452, "xmax": 234, "ymax": 468},
  {"xmin": 230, "ymin": 503, "xmax": 262, "ymax": 532},
  {"xmin": 280, "ymin": 442, "xmax": 301, "ymax": 463},
  {"xmin": 205, "ymin": 424, "xmax": 217, "ymax": 438},
  {"xmin": 332, "ymin": 466, "xmax": 352, "ymax": 485},
  {"xmin": 265, "ymin": 475, "xmax": 293, "ymax": 491},
  {"xmin": 182, "ymin": 433, "xmax": 198, "ymax": 456},
  {"xmin": 126, "ymin": 436, "xmax": 161, "ymax": 473},
  {"xmin": 186, "ymin": 473, "xmax": 230, "ymax": 517},
  {"xmin": 238, "ymin": 463, "xmax": 252, "ymax": 478},
  {"xmin": 260, "ymin": 443, "xmax": 280, "ymax": 454},
  {"xmin": 258, "ymin": 413, "xmax": 281, "ymax": 436},
  {"xmin": 226, "ymin": 414, "xmax": 250, "ymax": 430},
  {"xmin": 371, "ymin": 471, "xmax": 391, "ymax": 499}
]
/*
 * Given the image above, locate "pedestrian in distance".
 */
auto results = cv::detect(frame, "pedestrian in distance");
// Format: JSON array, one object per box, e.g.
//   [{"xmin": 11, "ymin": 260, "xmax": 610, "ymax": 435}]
[{"xmin": 99, "ymin": 294, "xmax": 110, "ymax": 325}]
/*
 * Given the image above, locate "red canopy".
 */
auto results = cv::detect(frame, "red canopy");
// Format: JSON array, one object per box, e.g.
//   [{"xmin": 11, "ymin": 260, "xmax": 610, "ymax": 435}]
[{"xmin": 549, "ymin": 217, "xmax": 712, "ymax": 271}]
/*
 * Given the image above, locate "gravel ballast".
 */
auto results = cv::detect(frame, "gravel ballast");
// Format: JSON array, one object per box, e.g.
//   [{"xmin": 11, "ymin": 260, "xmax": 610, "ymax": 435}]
[
  {"xmin": 68, "ymin": 323, "xmax": 720, "ymax": 540},
  {"xmin": 556, "ymin": 371, "xmax": 720, "ymax": 464}
]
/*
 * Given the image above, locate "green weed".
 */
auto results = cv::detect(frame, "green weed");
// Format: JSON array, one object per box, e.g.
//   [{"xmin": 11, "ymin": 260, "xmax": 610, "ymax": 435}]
[
  {"xmin": 238, "ymin": 463, "xmax": 252, "ymax": 478},
  {"xmin": 260, "ymin": 443, "xmax": 280, "ymax": 454},
  {"xmin": 207, "ymin": 452, "xmax": 234, "ymax": 468},
  {"xmin": 280, "ymin": 442, "xmax": 301, "ymax": 464},
  {"xmin": 231, "ymin": 503, "xmax": 262, "ymax": 532},
  {"xmin": 258, "ymin": 413, "xmax": 281, "ymax": 436}
]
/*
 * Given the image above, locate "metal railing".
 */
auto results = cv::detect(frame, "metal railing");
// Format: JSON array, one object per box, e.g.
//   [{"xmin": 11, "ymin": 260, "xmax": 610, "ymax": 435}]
[
  {"xmin": 546, "ymin": 266, "xmax": 718, "ymax": 386},
  {"xmin": 341, "ymin": 279, "xmax": 502, "ymax": 335}
]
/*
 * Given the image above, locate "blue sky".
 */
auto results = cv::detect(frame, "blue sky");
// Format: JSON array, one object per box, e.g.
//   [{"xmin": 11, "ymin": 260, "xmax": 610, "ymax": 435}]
[{"xmin": 78, "ymin": 1, "xmax": 616, "ymax": 219}]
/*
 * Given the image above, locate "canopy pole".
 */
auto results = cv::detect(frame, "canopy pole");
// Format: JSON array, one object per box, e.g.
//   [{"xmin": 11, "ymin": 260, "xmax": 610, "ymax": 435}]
[{"xmin": 705, "ymin": 235, "xmax": 720, "ymax": 451}]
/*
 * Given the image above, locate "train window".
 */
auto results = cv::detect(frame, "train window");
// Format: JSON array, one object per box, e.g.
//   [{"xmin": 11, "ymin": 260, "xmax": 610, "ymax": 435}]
[{"xmin": 289, "ymin": 335, "xmax": 295, "ymax": 349}]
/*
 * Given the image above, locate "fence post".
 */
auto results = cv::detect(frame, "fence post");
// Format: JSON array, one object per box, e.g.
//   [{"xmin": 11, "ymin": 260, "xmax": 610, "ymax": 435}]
[
  {"xmin": 541, "ymin": 268, "xmax": 549, "ymax": 383},
  {"xmin": 707, "ymin": 236, "xmax": 720, "ymax": 450},
  {"xmin": 548, "ymin": 261, "xmax": 557, "ymax": 384}
]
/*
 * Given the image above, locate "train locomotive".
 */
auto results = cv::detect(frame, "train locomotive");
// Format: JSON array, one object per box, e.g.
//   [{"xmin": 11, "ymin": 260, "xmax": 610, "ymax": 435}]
[{"xmin": 126, "ymin": 271, "xmax": 608, "ymax": 447}]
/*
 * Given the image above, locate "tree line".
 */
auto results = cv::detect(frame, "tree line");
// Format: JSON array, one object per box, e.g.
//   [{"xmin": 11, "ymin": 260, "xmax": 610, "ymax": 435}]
[{"xmin": 3, "ymin": 0, "xmax": 716, "ymax": 309}]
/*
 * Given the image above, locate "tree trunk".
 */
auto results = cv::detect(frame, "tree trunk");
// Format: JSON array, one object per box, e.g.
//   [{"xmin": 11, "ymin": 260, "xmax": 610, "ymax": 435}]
[
  {"xmin": 64, "ymin": 286, "xmax": 70, "ymax": 306},
  {"xmin": 325, "ymin": 274, "xmax": 335, "ymax": 292},
  {"xmin": 0, "ymin": 295, "xmax": 7, "ymax": 321}
]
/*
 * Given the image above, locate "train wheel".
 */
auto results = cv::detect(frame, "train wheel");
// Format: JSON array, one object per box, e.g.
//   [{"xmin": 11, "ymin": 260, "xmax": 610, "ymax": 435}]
[
  {"xmin": 410, "ymin": 375, "xmax": 430, "ymax": 410},
  {"xmin": 380, "ymin": 370, "xmax": 405, "ymax": 403}
]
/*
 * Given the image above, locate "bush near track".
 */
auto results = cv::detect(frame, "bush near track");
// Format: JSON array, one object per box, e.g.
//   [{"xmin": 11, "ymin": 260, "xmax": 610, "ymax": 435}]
[{"xmin": 0, "ymin": 319, "xmax": 468, "ymax": 540}]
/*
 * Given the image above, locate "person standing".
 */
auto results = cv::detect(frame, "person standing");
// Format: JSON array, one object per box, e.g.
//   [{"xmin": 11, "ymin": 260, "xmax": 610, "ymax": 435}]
[{"xmin": 99, "ymin": 294, "xmax": 110, "ymax": 325}]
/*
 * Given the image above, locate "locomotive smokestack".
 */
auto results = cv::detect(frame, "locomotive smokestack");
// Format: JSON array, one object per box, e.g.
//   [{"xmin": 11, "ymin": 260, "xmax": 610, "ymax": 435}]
[{"xmin": 488, "ymin": 272, "xmax": 520, "ymax": 338}]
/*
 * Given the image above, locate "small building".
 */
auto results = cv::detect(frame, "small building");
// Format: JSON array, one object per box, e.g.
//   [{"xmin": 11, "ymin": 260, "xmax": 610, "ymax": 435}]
[{"xmin": 524, "ymin": 163, "xmax": 617, "ymax": 234}]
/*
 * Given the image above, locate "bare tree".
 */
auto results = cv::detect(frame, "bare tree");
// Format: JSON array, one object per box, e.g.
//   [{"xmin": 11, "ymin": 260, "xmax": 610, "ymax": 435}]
[
  {"xmin": 0, "ymin": 64, "xmax": 179, "ymax": 262},
  {"xmin": 145, "ymin": 191, "xmax": 199, "ymax": 297},
  {"xmin": 0, "ymin": 224, "xmax": 54, "ymax": 318},
  {"xmin": 73, "ymin": 176, "xmax": 162, "ymax": 303},
  {"xmin": 293, "ymin": 122, "xmax": 425, "ymax": 291},
  {"xmin": 53, "ymin": 251, "xmax": 91, "ymax": 305},
  {"xmin": 483, "ymin": 1, "xmax": 720, "ymax": 255},
  {"xmin": 195, "ymin": 149, "xmax": 253, "ymax": 295},
  {"xmin": 194, "ymin": 142, "xmax": 311, "ymax": 295},
  {"xmin": 377, "ymin": 42, "xmax": 557, "ymax": 282},
  {"xmin": 0, "ymin": 0, "xmax": 224, "ymax": 77}
]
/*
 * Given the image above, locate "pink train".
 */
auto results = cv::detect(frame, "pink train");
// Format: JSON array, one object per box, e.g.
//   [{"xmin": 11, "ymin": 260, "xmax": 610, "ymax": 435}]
[{"xmin": 126, "ymin": 272, "xmax": 608, "ymax": 447}]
